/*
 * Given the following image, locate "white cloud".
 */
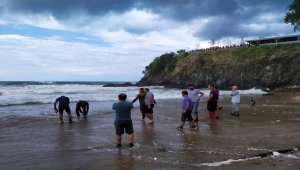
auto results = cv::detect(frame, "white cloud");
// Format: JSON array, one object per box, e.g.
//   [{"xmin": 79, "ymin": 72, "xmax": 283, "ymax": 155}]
[
  {"xmin": 0, "ymin": 19, "xmax": 7, "ymax": 25},
  {"xmin": 0, "ymin": 34, "xmax": 169, "ymax": 81},
  {"xmin": 0, "ymin": 3, "xmax": 294, "ymax": 81}
]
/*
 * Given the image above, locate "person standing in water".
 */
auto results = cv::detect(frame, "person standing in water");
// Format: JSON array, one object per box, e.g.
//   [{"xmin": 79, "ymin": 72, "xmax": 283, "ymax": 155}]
[
  {"xmin": 144, "ymin": 88, "xmax": 155, "ymax": 124},
  {"xmin": 54, "ymin": 95, "xmax": 73, "ymax": 123},
  {"xmin": 207, "ymin": 83, "xmax": 220, "ymax": 119},
  {"xmin": 230, "ymin": 85, "xmax": 240, "ymax": 116},
  {"xmin": 177, "ymin": 91, "xmax": 194, "ymax": 129},
  {"xmin": 112, "ymin": 93, "xmax": 134, "ymax": 148},
  {"xmin": 187, "ymin": 84, "xmax": 204, "ymax": 124},
  {"xmin": 132, "ymin": 88, "xmax": 146, "ymax": 121}
]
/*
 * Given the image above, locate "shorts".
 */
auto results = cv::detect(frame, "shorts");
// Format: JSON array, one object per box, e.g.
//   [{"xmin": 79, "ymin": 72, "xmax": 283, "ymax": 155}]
[
  {"xmin": 140, "ymin": 104, "xmax": 147, "ymax": 114},
  {"xmin": 114, "ymin": 120, "xmax": 134, "ymax": 135},
  {"xmin": 207, "ymin": 101, "xmax": 217, "ymax": 111},
  {"xmin": 191, "ymin": 102, "xmax": 199, "ymax": 113},
  {"xmin": 59, "ymin": 105, "xmax": 71, "ymax": 113},
  {"xmin": 181, "ymin": 110, "xmax": 193, "ymax": 122},
  {"xmin": 145, "ymin": 104, "xmax": 154, "ymax": 113}
]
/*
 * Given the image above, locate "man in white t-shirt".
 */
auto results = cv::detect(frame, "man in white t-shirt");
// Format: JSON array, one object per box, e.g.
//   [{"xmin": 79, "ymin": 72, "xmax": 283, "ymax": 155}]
[{"xmin": 187, "ymin": 84, "xmax": 204, "ymax": 123}]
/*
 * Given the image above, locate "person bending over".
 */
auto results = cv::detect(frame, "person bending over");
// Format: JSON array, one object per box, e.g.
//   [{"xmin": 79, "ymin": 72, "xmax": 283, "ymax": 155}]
[
  {"xmin": 76, "ymin": 100, "xmax": 89, "ymax": 117},
  {"xmin": 54, "ymin": 95, "xmax": 73, "ymax": 123}
]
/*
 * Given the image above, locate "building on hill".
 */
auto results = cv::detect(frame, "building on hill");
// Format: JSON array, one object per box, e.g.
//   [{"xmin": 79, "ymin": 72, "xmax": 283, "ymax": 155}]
[{"xmin": 246, "ymin": 35, "xmax": 300, "ymax": 46}]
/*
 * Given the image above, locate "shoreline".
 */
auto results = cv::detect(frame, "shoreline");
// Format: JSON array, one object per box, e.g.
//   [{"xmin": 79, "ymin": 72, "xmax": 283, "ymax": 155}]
[{"xmin": 0, "ymin": 92, "xmax": 300, "ymax": 169}]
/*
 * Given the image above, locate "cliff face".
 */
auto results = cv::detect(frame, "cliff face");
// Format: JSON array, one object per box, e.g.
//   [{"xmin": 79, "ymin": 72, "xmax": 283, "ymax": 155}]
[{"xmin": 137, "ymin": 45, "xmax": 300, "ymax": 90}]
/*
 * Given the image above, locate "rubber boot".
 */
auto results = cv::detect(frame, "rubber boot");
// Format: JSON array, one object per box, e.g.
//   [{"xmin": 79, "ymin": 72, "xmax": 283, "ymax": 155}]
[{"xmin": 214, "ymin": 111, "xmax": 220, "ymax": 119}]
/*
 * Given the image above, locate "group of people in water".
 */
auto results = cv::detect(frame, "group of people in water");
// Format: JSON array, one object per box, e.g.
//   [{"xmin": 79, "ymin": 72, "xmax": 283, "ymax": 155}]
[
  {"xmin": 112, "ymin": 83, "xmax": 241, "ymax": 147},
  {"xmin": 54, "ymin": 83, "xmax": 241, "ymax": 148},
  {"xmin": 54, "ymin": 97, "xmax": 89, "ymax": 124}
]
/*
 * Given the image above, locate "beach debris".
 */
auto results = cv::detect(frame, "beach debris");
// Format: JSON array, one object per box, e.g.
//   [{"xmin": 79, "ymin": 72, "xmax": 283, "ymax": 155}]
[{"xmin": 153, "ymin": 157, "xmax": 157, "ymax": 160}]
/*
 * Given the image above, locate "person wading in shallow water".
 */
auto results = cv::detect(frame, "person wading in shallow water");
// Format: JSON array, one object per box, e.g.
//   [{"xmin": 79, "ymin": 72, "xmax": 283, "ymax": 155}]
[
  {"xmin": 230, "ymin": 85, "xmax": 240, "ymax": 116},
  {"xmin": 187, "ymin": 84, "xmax": 204, "ymax": 125},
  {"xmin": 144, "ymin": 88, "xmax": 155, "ymax": 124},
  {"xmin": 132, "ymin": 88, "xmax": 146, "ymax": 121},
  {"xmin": 112, "ymin": 93, "xmax": 134, "ymax": 148},
  {"xmin": 177, "ymin": 91, "xmax": 195, "ymax": 130},
  {"xmin": 207, "ymin": 83, "xmax": 220, "ymax": 119},
  {"xmin": 54, "ymin": 95, "xmax": 73, "ymax": 124},
  {"xmin": 76, "ymin": 100, "xmax": 89, "ymax": 118}
]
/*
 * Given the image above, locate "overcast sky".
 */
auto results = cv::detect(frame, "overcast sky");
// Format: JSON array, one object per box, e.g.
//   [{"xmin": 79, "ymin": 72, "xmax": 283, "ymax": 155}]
[{"xmin": 0, "ymin": 0, "xmax": 295, "ymax": 81}]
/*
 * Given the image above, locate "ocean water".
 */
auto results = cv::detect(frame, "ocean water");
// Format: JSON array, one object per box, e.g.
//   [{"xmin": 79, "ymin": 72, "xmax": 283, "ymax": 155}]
[{"xmin": 0, "ymin": 81, "xmax": 267, "ymax": 106}]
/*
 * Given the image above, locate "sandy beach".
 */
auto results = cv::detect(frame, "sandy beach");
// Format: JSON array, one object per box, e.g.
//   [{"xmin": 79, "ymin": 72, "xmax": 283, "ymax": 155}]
[{"xmin": 0, "ymin": 92, "xmax": 300, "ymax": 170}]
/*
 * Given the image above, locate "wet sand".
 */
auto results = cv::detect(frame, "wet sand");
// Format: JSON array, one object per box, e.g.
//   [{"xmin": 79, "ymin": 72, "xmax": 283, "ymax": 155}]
[{"xmin": 0, "ymin": 92, "xmax": 300, "ymax": 170}]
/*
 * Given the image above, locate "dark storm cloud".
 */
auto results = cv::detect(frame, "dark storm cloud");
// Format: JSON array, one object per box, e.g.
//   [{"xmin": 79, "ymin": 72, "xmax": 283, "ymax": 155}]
[
  {"xmin": 2, "ymin": 0, "xmax": 294, "ymax": 39},
  {"xmin": 4, "ymin": 0, "xmax": 138, "ymax": 19},
  {"xmin": 137, "ymin": 0, "xmax": 239, "ymax": 20},
  {"xmin": 194, "ymin": 0, "xmax": 293, "ymax": 39}
]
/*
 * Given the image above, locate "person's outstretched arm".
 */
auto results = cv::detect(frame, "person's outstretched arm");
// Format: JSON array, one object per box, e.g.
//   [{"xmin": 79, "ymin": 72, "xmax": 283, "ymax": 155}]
[
  {"xmin": 86, "ymin": 102, "xmax": 89, "ymax": 113},
  {"xmin": 54, "ymin": 98, "xmax": 59, "ymax": 113},
  {"xmin": 132, "ymin": 95, "xmax": 139, "ymax": 103}
]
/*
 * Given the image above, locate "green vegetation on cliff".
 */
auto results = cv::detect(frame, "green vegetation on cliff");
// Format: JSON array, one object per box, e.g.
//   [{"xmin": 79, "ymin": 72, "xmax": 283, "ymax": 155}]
[
  {"xmin": 139, "ymin": 44, "xmax": 300, "ymax": 90},
  {"xmin": 146, "ymin": 44, "xmax": 299, "ymax": 75}
]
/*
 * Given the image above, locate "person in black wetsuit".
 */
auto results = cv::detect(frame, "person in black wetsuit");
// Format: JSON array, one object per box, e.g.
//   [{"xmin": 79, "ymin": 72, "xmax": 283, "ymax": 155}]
[
  {"xmin": 54, "ymin": 96, "xmax": 73, "ymax": 123},
  {"xmin": 132, "ymin": 88, "xmax": 146, "ymax": 120},
  {"xmin": 76, "ymin": 100, "xmax": 89, "ymax": 117}
]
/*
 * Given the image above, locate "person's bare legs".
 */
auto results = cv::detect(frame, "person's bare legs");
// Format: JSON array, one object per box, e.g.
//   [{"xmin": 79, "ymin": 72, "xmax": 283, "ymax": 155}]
[
  {"xmin": 145, "ymin": 113, "xmax": 154, "ymax": 123},
  {"xmin": 128, "ymin": 134, "xmax": 134, "ymax": 147},
  {"xmin": 177, "ymin": 121, "xmax": 185, "ymax": 129},
  {"xmin": 116, "ymin": 135, "xmax": 122, "ymax": 147},
  {"xmin": 59, "ymin": 112, "xmax": 64, "ymax": 123},
  {"xmin": 149, "ymin": 114, "xmax": 154, "ymax": 123},
  {"xmin": 148, "ymin": 113, "xmax": 154, "ymax": 124},
  {"xmin": 67, "ymin": 112, "xmax": 72, "ymax": 123}
]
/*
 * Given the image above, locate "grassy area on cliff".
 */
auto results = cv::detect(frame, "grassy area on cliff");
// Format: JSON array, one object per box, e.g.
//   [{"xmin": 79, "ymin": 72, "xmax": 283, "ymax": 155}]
[{"xmin": 145, "ymin": 44, "xmax": 300, "ymax": 76}]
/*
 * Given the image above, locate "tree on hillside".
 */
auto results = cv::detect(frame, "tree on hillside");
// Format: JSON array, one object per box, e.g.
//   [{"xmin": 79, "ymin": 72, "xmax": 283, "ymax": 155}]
[
  {"xmin": 284, "ymin": 0, "xmax": 300, "ymax": 31},
  {"xmin": 209, "ymin": 39, "xmax": 215, "ymax": 47}
]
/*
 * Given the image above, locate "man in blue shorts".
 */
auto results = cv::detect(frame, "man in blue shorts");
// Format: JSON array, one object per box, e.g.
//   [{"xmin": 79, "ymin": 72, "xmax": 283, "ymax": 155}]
[
  {"xmin": 112, "ymin": 93, "xmax": 134, "ymax": 148},
  {"xmin": 177, "ymin": 91, "xmax": 194, "ymax": 129},
  {"xmin": 54, "ymin": 95, "xmax": 73, "ymax": 123}
]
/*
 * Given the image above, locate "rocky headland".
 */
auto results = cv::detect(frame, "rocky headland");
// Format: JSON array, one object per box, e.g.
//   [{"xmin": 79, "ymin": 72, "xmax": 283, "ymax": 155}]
[{"xmin": 137, "ymin": 44, "xmax": 300, "ymax": 91}]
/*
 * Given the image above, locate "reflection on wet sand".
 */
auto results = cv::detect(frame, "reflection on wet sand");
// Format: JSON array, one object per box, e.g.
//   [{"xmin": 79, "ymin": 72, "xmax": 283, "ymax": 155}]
[{"xmin": 115, "ymin": 150, "xmax": 135, "ymax": 170}]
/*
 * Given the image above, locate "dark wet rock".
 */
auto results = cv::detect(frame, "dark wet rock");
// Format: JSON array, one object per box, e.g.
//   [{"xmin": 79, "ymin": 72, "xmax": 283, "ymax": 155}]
[
  {"xmin": 103, "ymin": 82, "xmax": 136, "ymax": 87},
  {"xmin": 262, "ymin": 93, "xmax": 275, "ymax": 96}
]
